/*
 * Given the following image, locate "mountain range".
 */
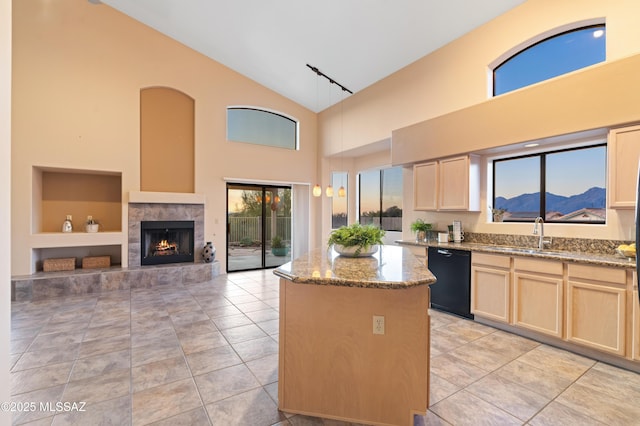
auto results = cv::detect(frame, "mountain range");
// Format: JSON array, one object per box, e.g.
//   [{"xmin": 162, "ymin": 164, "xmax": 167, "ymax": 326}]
[{"xmin": 495, "ymin": 187, "xmax": 605, "ymax": 215}]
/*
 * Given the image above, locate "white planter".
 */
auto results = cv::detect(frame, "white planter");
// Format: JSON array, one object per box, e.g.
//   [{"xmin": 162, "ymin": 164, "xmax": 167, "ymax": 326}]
[
  {"xmin": 333, "ymin": 244, "xmax": 379, "ymax": 257},
  {"xmin": 85, "ymin": 224, "xmax": 99, "ymax": 233}
]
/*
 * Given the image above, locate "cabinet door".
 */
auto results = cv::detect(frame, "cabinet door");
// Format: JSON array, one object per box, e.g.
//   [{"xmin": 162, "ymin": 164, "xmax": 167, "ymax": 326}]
[
  {"xmin": 413, "ymin": 162, "xmax": 438, "ymax": 211},
  {"xmin": 633, "ymin": 289, "xmax": 639, "ymax": 361},
  {"xmin": 608, "ymin": 125, "xmax": 640, "ymax": 209},
  {"xmin": 566, "ymin": 279, "xmax": 626, "ymax": 356},
  {"xmin": 439, "ymin": 156, "xmax": 469, "ymax": 210},
  {"xmin": 471, "ymin": 265, "xmax": 510, "ymax": 323},
  {"xmin": 513, "ymin": 272, "xmax": 563, "ymax": 338}
]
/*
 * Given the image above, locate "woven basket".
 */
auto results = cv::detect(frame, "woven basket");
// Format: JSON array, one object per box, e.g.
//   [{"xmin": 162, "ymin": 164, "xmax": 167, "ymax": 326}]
[
  {"xmin": 82, "ymin": 256, "xmax": 110, "ymax": 269},
  {"xmin": 43, "ymin": 257, "xmax": 76, "ymax": 272}
]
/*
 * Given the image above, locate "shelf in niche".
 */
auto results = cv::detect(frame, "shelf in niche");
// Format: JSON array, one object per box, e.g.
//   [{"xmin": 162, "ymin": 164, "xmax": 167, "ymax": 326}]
[{"xmin": 30, "ymin": 231, "xmax": 124, "ymax": 248}]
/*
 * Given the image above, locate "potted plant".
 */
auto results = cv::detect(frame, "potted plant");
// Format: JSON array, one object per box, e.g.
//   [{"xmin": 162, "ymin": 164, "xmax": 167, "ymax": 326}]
[
  {"xmin": 85, "ymin": 215, "xmax": 99, "ymax": 233},
  {"xmin": 490, "ymin": 207, "xmax": 507, "ymax": 222},
  {"xmin": 410, "ymin": 219, "xmax": 432, "ymax": 242},
  {"xmin": 271, "ymin": 235, "xmax": 289, "ymax": 256},
  {"xmin": 328, "ymin": 223, "xmax": 385, "ymax": 257}
]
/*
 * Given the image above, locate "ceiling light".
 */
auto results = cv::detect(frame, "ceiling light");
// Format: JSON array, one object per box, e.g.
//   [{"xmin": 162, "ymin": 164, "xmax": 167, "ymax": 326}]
[
  {"xmin": 524, "ymin": 143, "xmax": 539, "ymax": 148},
  {"xmin": 326, "ymin": 185, "xmax": 334, "ymax": 197},
  {"xmin": 313, "ymin": 184, "xmax": 322, "ymax": 197}
]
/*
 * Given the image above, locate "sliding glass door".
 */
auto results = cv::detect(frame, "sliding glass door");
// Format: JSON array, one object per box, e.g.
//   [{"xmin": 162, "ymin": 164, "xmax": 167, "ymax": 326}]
[{"xmin": 227, "ymin": 183, "xmax": 292, "ymax": 272}]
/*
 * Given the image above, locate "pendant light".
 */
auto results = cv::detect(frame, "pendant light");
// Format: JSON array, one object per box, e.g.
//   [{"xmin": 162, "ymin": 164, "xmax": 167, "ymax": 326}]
[{"xmin": 308, "ymin": 64, "xmax": 353, "ymax": 198}]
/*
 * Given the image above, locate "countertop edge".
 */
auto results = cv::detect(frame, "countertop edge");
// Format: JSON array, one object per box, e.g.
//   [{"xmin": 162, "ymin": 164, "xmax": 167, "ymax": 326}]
[{"xmin": 396, "ymin": 240, "xmax": 636, "ymax": 269}]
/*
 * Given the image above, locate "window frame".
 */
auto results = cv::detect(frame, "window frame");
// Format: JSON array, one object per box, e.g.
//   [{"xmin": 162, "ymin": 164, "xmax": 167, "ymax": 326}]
[
  {"xmin": 358, "ymin": 166, "xmax": 403, "ymax": 232},
  {"xmin": 492, "ymin": 143, "xmax": 607, "ymax": 224},
  {"xmin": 492, "ymin": 22, "xmax": 606, "ymax": 97},
  {"xmin": 226, "ymin": 106, "xmax": 299, "ymax": 150}
]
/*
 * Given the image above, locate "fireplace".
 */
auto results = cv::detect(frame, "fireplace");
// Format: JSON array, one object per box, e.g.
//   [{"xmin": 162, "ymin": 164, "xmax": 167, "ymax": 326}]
[{"xmin": 141, "ymin": 220, "xmax": 194, "ymax": 265}]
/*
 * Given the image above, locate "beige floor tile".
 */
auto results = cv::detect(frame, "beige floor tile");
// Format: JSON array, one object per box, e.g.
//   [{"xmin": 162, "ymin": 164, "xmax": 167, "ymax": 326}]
[
  {"xmin": 178, "ymin": 330, "xmax": 228, "ymax": 354},
  {"xmin": 63, "ymin": 369, "xmax": 130, "ymax": 404},
  {"xmin": 256, "ymin": 318, "xmax": 280, "ymax": 335},
  {"xmin": 132, "ymin": 378, "xmax": 202, "ymax": 425},
  {"xmin": 132, "ymin": 355, "xmax": 192, "ymax": 393},
  {"xmin": 51, "ymin": 395, "xmax": 131, "ymax": 426},
  {"xmin": 466, "ymin": 329, "xmax": 539, "ymax": 359},
  {"xmin": 11, "ymin": 384, "xmax": 66, "ymax": 425},
  {"xmin": 204, "ymin": 304, "xmax": 243, "ymax": 319},
  {"xmin": 466, "ymin": 373, "xmax": 550, "ymax": 421},
  {"xmin": 130, "ymin": 339, "xmax": 180, "ymax": 365},
  {"xmin": 173, "ymin": 319, "xmax": 218, "ymax": 337},
  {"xmin": 11, "ymin": 361, "xmax": 74, "ymax": 395},
  {"xmin": 204, "ymin": 388, "xmax": 286, "ymax": 425},
  {"xmin": 28, "ymin": 330, "xmax": 85, "ymax": 351},
  {"xmin": 495, "ymin": 359, "xmax": 573, "ymax": 399},
  {"xmin": 169, "ymin": 310, "xmax": 210, "ymax": 327},
  {"xmin": 232, "ymin": 336, "xmax": 279, "ymax": 362},
  {"xmin": 430, "ymin": 390, "xmax": 521, "ymax": 426},
  {"xmin": 428, "ymin": 373, "xmax": 461, "ymax": 406},
  {"xmin": 185, "ymin": 344, "xmax": 242, "ymax": 376},
  {"xmin": 82, "ymin": 322, "xmax": 131, "ymax": 341},
  {"xmin": 415, "ymin": 410, "xmax": 453, "ymax": 426},
  {"xmin": 147, "ymin": 407, "xmax": 210, "ymax": 425},
  {"xmin": 516, "ymin": 344, "xmax": 595, "ymax": 382},
  {"xmin": 430, "ymin": 329, "xmax": 469, "ymax": 354},
  {"xmin": 12, "ymin": 344, "xmax": 81, "ymax": 371},
  {"xmin": 429, "ymin": 353, "xmax": 490, "ymax": 388},
  {"xmin": 194, "ymin": 364, "xmax": 261, "ymax": 404},
  {"xmin": 528, "ymin": 401, "xmax": 606, "ymax": 426},
  {"xmin": 78, "ymin": 334, "xmax": 131, "ymax": 359},
  {"xmin": 131, "ymin": 327, "xmax": 179, "ymax": 349},
  {"xmin": 69, "ymin": 349, "xmax": 130, "ymax": 381},
  {"xmin": 211, "ymin": 313, "xmax": 253, "ymax": 330},
  {"xmin": 246, "ymin": 353, "xmax": 279, "ymax": 385},
  {"xmin": 244, "ymin": 308, "xmax": 279, "ymax": 323},
  {"xmin": 220, "ymin": 323, "xmax": 268, "ymax": 344},
  {"xmin": 556, "ymin": 381, "xmax": 640, "ymax": 424},
  {"xmin": 448, "ymin": 341, "xmax": 515, "ymax": 372}
]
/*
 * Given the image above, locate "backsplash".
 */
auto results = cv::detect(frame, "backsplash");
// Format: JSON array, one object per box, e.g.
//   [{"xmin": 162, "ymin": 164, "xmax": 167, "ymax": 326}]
[{"xmin": 464, "ymin": 232, "xmax": 629, "ymax": 255}]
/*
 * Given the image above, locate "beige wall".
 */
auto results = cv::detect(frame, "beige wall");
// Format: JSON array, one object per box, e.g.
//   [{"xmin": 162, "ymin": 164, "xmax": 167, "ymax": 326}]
[
  {"xmin": 12, "ymin": 0, "xmax": 319, "ymax": 274},
  {"xmin": 317, "ymin": 0, "xmax": 640, "ymax": 243},
  {"xmin": 1, "ymin": 0, "xmax": 11, "ymax": 418}
]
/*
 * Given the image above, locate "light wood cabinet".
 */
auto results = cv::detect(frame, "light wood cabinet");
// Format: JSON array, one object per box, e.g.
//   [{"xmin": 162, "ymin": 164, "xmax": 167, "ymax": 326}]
[
  {"xmin": 566, "ymin": 264, "xmax": 627, "ymax": 356},
  {"xmin": 413, "ymin": 162, "xmax": 438, "ymax": 210},
  {"xmin": 608, "ymin": 124, "xmax": 640, "ymax": 209},
  {"xmin": 513, "ymin": 258, "xmax": 564, "ymax": 338},
  {"xmin": 413, "ymin": 155, "xmax": 480, "ymax": 211},
  {"xmin": 471, "ymin": 253, "xmax": 511, "ymax": 323}
]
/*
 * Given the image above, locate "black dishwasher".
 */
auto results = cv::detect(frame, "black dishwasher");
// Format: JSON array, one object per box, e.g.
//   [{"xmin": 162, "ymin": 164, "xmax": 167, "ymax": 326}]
[{"xmin": 427, "ymin": 247, "xmax": 473, "ymax": 319}]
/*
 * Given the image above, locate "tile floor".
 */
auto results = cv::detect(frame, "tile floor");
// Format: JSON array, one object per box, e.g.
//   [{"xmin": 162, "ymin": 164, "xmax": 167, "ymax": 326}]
[{"xmin": 10, "ymin": 269, "xmax": 640, "ymax": 425}]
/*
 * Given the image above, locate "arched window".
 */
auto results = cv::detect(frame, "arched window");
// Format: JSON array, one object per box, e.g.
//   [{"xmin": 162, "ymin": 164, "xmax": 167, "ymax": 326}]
[
  {"xmin": 493, "ymin": 24, "xmax": 605, "ymax": 96},
  {"xmin": 227, "ymin": 107, "xmax": 298, "ymax": 150}
]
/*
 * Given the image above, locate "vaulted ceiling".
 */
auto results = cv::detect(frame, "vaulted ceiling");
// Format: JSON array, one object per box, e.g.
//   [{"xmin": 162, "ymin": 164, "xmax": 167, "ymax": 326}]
[{"xmin": 100, "ymin": 0, "xmax": 526, "ymax": 112}]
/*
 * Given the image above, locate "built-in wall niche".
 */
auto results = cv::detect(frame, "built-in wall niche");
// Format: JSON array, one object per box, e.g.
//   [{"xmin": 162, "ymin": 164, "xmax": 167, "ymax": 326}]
[
  {"xmin": 33, "ymin": 245, "xmax": 121, "ymax": 272},
  {"xmin": 33, "ymin": 167, "xmax": 122, "ymax": 233}
]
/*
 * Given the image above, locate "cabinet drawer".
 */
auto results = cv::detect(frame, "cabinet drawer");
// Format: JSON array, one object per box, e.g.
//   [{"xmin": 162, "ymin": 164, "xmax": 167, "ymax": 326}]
[
  {"xmin": 472, "ymin": 252, "xmax": 510, "ymax": 269},
  {"xmin": 567, "ymin": 263, "xmax": 626, "ymax": 286},
  {"xmin": 514, "ymin": 257, "xmax": 562, "ymax": 276}
]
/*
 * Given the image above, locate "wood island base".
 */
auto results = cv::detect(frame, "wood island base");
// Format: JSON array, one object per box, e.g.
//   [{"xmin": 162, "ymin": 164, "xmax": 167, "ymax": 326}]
[{"xmin": 278, "ymin": 278, "xmax": 431, "ymax": 426}]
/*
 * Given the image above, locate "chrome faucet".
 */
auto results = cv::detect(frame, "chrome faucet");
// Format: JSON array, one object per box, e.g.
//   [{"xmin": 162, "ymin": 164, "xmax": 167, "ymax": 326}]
[{"xmin": 532, "ymin": 216, "xmax": 552, "ymax": 250}]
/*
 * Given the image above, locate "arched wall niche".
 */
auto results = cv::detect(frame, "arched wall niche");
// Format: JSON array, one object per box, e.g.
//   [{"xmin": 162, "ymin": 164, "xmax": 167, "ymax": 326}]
[{"xmin": 140, "ymin": 86, "xmax": 195, "ymax": 193}]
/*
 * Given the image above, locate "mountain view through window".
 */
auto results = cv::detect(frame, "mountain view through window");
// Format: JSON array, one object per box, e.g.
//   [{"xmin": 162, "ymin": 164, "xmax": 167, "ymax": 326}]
[{"xmin": 493, "ymin": 145, "xmax": 606, "ymax": 223}]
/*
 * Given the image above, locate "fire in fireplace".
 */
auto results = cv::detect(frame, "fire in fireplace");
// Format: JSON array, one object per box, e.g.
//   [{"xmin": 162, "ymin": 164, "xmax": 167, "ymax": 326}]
[{"xmin": 141, "ymin": 220, "xmax": 194, "ymax": 265}]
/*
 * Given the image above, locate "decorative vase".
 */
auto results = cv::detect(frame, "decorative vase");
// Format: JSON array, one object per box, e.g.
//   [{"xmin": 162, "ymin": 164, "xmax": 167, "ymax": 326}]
[
  {"xmin": 202, "ymin": 242, "xmax": 216, "ymax": 263},
  {"xmin": 416, "ymin": 231, "xmax": 425, "ymax": 243}
]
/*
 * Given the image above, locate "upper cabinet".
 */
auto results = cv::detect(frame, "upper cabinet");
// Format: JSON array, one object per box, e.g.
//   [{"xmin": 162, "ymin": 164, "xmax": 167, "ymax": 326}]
[
  {"xmin": 413, "ymin": 155, "xmax": 480, "ymax": 211},
  {"xmin": 608, "ymin": 124, "xmax": 640, "ymax": 209}
]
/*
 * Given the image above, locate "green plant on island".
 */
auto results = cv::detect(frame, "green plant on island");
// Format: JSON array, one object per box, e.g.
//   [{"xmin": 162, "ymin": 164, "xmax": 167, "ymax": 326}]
[{"xmin": 327, "ymin": 223, "xmax": 385, "ymax": 256}]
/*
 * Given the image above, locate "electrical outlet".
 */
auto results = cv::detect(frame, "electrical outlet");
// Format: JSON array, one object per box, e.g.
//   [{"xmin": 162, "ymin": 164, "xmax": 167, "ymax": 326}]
[{"xmin": 373, "ymin": 315, "xmax": 385, "ymax": 335}]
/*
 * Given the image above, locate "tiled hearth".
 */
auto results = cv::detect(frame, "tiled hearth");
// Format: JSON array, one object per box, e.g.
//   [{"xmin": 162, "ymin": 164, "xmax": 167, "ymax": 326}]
[{"xmin": 12, "ymin": 195, "xmax": 220, "ymax": 302}]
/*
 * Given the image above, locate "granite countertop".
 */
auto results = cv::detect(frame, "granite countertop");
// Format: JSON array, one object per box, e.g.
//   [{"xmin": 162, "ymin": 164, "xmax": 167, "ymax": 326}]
[
  {"xmin": 396, "ymin": 240, "xmax": 636, "ymax": 269},
  {"xmin": 273, "ymin": 245, "xmax": 436, "ymax": 289}
]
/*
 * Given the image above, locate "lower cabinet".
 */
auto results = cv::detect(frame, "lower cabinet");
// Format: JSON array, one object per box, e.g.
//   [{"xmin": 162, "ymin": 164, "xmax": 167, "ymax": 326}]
[
  {"xmin": 471, "ymin": 253, "xmax": 511, "ymax": 323},
  {"xmin": 566, "ymin": 264, "xmax": 627, "ymax": 356},
  {"xmin": 633, "ymin": 288, "xmax": 639, "ymax": 361},
  {"xmin": 513, "ymin": 258, "xmax": 564, "ymax": 338}
]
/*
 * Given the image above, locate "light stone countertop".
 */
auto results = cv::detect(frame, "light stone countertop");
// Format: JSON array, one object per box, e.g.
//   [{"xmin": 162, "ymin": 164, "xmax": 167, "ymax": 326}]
[
  {"xmin": 396, "ymin": 240, "xmax": 636, "ymax": 269},
  {"xmin": 273, "ymin": 245, "xmax": 436, "ymax": 289}
]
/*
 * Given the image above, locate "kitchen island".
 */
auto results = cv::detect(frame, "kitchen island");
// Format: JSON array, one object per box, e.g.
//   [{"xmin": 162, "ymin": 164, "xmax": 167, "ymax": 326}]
[{"xmin": 274, "ymin": 245, "xmax": 436, "ymax": 426}]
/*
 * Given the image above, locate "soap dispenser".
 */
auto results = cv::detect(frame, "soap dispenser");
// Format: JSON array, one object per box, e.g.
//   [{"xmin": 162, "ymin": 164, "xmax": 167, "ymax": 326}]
[{"xmin": 62, "ymin": 215, "xmax": 73, "ymax": 233}]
